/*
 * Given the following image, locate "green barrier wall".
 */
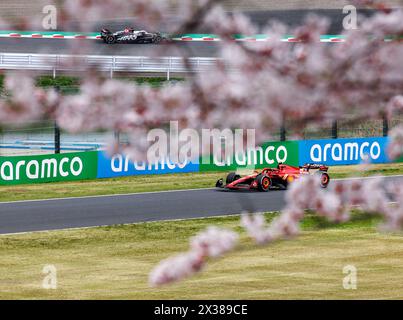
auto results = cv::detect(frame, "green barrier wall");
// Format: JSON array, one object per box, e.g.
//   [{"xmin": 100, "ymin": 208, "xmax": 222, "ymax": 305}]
[
  {"xmin": 0, "ymin": 152, "xmax": 98, "ymax": 185},
  {"xmin": 0, "ymin": 138, "xmax": 399, "ymax": 186},
  {"xmin": 199, "ymin": 141, "xmax": 300, "ymax": 172}
]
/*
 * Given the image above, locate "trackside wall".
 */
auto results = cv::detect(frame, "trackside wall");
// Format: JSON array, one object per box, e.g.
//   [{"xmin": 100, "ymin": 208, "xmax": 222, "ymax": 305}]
[
  {"xmin": 0, "ymin": 152, "xmax": 98, "ymax": 185},
  {"xmin": 298, "ymin": 137, "xmax": 391, "ymax": 166},
  {"xmin": 0, "ymin": 137, "xmax": 398, "ymax": 185}
]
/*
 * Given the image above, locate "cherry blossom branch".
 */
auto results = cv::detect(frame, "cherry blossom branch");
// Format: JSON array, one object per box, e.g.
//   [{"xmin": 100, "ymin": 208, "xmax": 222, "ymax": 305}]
[
  {"xmin": 149, "ymin": 226, "xmax": 238, "ymax": 286},
  {"xmin": 1, "ymin": 0, "xmax": 403, "ymax": 289},
  {"xmin": 150, "ymin": 174, "xmax": 402, "ymax": 287}
]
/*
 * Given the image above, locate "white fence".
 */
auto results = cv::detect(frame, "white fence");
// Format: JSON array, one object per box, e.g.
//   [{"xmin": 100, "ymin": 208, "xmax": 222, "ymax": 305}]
[{"xmin": 0, "ymin": 53, "xmax": 219, "ymax": 78}]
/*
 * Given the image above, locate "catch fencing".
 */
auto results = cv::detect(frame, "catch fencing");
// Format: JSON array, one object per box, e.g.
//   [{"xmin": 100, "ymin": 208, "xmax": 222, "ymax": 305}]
[
  {"xmin": 1, "ymin": 116, "xmax": 401, "ymax": 157},
  {"xmin": 0, "ymin": 53, "xmax": 219, "ymax": 78}
]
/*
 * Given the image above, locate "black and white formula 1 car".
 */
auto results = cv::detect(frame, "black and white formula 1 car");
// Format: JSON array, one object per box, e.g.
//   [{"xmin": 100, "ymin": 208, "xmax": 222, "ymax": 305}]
[{"xmin": 100, "ymin": 27, "xmax": 165, "ymax": 44}]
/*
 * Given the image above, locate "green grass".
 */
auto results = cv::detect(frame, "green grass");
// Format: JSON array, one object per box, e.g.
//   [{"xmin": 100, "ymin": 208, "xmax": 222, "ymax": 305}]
[
  {"xmin": 328, "ymin": 162, "xmax": 403, "ymax": 177},
  {"xmin": 1, "ymin": 75, "xmax": 182, "ymax": 98},
  {"xmin": 0, "ymin": 75, "xmax": 183, "ymax": 89},
  {"xmin": 35, "ymin": 76, "xmax": 81, "ymax": 88},
  {"xmin": 1, "ymin": 211, "xmax": 402, "ymax": 299},
  {"xmin": 0, "ymin": 172, "xmax": 222, "ymax": 202},
  {"xmin": 0, "ymin": 163, "xmax": 402, "ymax": 203},
  {"xmin": 1, "ymin": 75, "xmax": 183, "ymax": 96}
]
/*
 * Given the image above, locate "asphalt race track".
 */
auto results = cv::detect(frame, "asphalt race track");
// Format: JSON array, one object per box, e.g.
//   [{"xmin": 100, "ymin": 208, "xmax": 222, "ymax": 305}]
[
  {"xmin": 0, "ymin": 175, "xmax": 401, "ymax": 235},
  {"xmin": 0, "ymin": 188, "xmax": 285, "ymax": 234},
  {"xmin": 0, "ymin": 39, "xmax": 220, "ymax": 57},
  {"xmin": 0, "ymin": 7, "xmax": 397, "ymax": 235},
  {"xmin": 0, "ymin": 9, "xmax": 376, "ymax": 56}
]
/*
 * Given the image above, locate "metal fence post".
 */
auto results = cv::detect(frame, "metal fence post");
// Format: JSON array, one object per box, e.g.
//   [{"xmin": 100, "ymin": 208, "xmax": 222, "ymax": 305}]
[
  {"xmin": 111, "ymin": 57, "xmax": 116, "ymax": 79},
  {"xmin": 167, "ymin": 57, "xmax": 172, "ymax": 80},
  {"xmin": 280, "ymin": 126, "xmax": 286, "ymax": 141},
  {"xmin": 0, "ymin": 126, "xmax": 2, "ymax": 157},
  {"xmin": 114, "ymin": 130, "xmax": 120, "ymax": 146},
  {"xmin": 331, "ymin": 121, "xmax": 338, "ymax": 139},
  {"xmin": 54, "ymin": 121, "xmax": 61, "ymax": 154},
  {"xmin": 280, "ymin": 117, "xmax": 286, "ymax": 141},
  {"xmin": 54, "ymin": 86, "xmax": 61, "ymax": 154},
  {"xmin": 383, "ymin": 115, "xmax": 389, "ymax": 137},
  {"xmin": 54, "ymin": 55, "xmax": 59, "ymax": 79}
]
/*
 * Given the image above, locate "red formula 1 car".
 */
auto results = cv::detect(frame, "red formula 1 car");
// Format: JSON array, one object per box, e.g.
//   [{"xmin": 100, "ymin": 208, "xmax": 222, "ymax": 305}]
[{"xmin": 215, "ymin": 163, "xmax": 330, "ymax": 191}]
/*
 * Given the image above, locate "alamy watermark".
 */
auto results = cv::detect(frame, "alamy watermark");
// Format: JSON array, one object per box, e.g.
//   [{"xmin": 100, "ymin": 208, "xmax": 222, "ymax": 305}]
[
  {"xmin": 40, "ymin": 5, "xmax": 358, "ymax": 33},
  {"xmin": 42, "ymin": 5, "xmax": 57, "ymax": 30},
  {"xmin": 142, "ymin": 121, "xmax": 257, "ymax": 166},
  {"xmin": 42, "ymin": 264, "xmax": 57, "ymax": 289},
  {"xmin": 342, "ymin": 265, "xmax": 357, "ymax": 290},
  {"xmin": 343, "ymin": 5, "xmax": 358, "ymax": 30}
]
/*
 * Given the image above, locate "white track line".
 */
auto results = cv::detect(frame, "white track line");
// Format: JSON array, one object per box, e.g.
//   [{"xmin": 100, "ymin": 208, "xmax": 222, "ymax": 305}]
[
  {"xmin": 0, "ymin": 213, "xmax": 243, "ymax": 236},
  {"xmin": 0, "ymin": 34, "xmax": 339, "ymax": 42},
  {"xmin": 0, "ymin": 174, "xmax": 402, "ymax": 205},
  {"xmin": 0, "ymin": 201, "xmax": 398, "ymax": 237},
  {"xmin": 0, "ymin": 187, "xmax": 215, "ymax": 205},
  {"xmin": 335, "ymin": 174, "xmax": 403, "ymax": 181}
]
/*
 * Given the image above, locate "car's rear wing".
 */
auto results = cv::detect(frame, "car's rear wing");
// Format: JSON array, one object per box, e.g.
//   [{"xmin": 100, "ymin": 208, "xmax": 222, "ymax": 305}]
[
  {"xmin": 300, "ymin": 163, "xmax": 329, "ymax": 171},
  {"xmin": 101, "ymin": 28, "xmax": 112, "ymax": 35}
]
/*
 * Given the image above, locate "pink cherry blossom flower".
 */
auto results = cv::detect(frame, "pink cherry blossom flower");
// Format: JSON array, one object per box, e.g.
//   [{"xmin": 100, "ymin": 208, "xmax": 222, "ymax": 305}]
[
  {"xmin": 387, "ymin": 125, "xmax": 403, "ymax": 160},
  {"xmin": 149, "ymin": 250, "xmax": 205, "ymax": 287},
  {"xmin": 149, "ymin": 226, "xmax": 238, "ymax": 286},
  {"xmin": 190, "ymin": 226, "xmax": 239, "ymax": 258}
]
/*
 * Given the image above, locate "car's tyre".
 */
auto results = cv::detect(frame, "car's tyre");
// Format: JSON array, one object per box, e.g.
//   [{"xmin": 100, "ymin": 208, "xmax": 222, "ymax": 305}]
[
  {"xmin": 284, "ymin": 175, "xmax": 297, "ymax": 189},
  {"xmin": 226, "ymin": 172, "xmax": 240, "ymax": 184},
  {"xmin": 216, "ymin": 178, "xmax": 224, "ymax": 188},
  {"xmin": 105, "ymin": 35, "xmax": 116, "ymax": 44},
  {"xmin": 316, "ymin": 171, "xmax": 330, "ymax": 188},
  {"xmin": 256, "ymin": 174, "xmax": 271, "ymax": 192},
  {"xmin": 153, "ymin": 35, "xmax": 162, "ymax": 44}
]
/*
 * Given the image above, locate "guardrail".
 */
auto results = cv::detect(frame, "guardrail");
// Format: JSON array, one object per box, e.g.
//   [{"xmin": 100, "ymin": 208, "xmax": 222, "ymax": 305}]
[
  {"xmin": 0, "ymin": 137, "xmax": 398, "ymax": 185},
  {"xmin": 0, "ymin": 53, "xmax": 219, "ymax": 77}
]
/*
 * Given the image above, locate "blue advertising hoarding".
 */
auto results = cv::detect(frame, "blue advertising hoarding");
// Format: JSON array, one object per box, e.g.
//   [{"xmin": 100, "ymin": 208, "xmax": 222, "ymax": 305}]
[
  {"xmin": 298, "ymin": 137, "xmax": 391, "ymax": 166},
  {"xmin": 1, "ymin": 136, "xmax": 397, "ymax": 186},
  {"xmin": 97, "ymin": 152, "xmax": 199, "ymax": 178}
]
